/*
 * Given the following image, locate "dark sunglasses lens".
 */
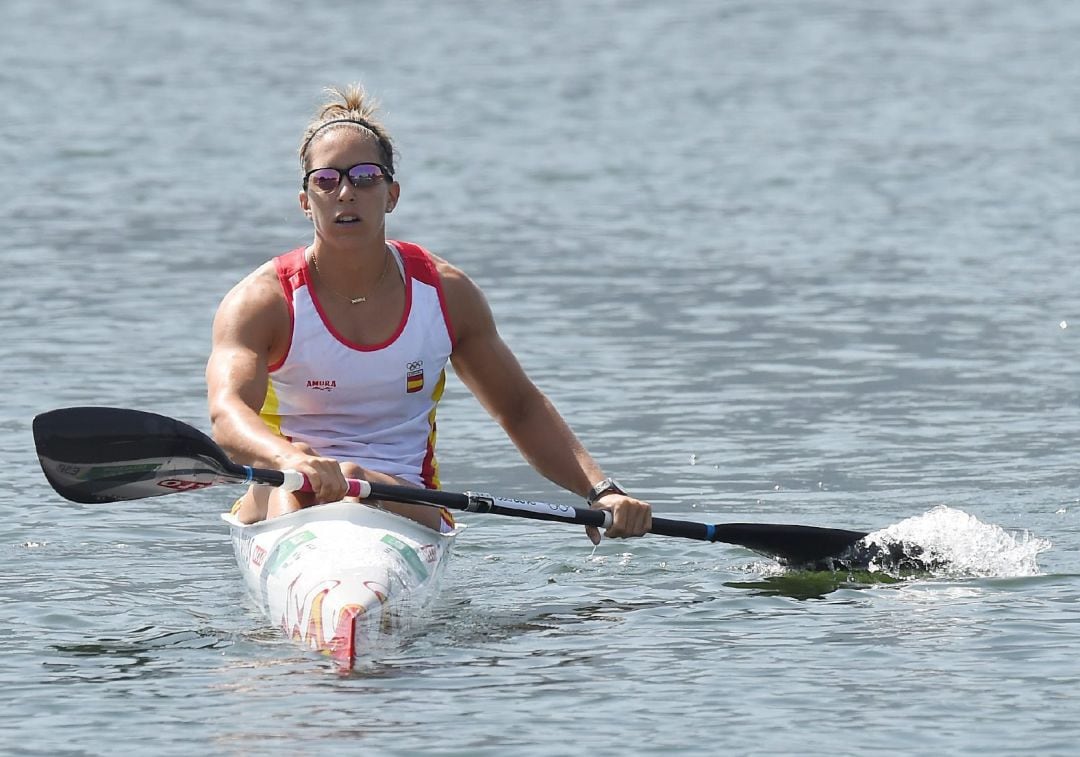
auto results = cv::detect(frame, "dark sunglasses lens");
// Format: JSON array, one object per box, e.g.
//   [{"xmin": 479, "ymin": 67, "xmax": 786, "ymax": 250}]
[
  {"xmin": 309, "ymin": 169, "xmax": 342, "ymax": 192},
  {"xmin": 347, "ymin": 164, "xmax": 385, "ymax": 186}
]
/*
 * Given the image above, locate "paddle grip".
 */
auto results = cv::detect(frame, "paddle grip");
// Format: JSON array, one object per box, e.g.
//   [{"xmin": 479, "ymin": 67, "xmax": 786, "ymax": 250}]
[{"xmin": 283, "ymin": 470, "xmax": 372, "ymax": 499}]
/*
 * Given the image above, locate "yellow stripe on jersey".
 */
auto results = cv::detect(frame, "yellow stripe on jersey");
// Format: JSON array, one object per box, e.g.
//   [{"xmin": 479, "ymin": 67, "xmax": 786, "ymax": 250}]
[
  {"xmin": 260, "ymin": 378, "xmax": 284, "ymax": 437},
  {"xmin": 424, "ymin": 369, "xmax": 446, "ymax": 489}
]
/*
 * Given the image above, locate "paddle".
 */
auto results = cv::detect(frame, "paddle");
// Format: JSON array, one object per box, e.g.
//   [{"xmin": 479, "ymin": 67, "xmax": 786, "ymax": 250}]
[{"xmin": 31, "ymin": 406, "xmax": 869, "ymax": 564}]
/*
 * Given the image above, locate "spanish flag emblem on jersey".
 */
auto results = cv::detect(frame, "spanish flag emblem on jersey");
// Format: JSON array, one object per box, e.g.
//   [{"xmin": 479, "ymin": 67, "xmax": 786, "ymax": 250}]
[{"xmin": 406, "ymin": 360, "xmax": 424, "ymax": 393}]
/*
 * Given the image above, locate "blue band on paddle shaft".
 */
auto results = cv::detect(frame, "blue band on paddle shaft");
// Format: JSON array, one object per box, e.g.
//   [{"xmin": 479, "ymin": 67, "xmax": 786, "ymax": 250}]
[
  {"xmin": 705, "ymin": 524, "xmax": 715, "ymax": 541},
  {"xmin": 242, "ymin": 466, "xmax": 254, "ymax": 483}
]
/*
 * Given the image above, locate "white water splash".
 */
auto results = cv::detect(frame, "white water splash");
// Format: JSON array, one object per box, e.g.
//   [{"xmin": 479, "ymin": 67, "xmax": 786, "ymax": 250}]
[{"xmin": 863, "ymin": 505, "xmax": 1051, "ymax": 577}]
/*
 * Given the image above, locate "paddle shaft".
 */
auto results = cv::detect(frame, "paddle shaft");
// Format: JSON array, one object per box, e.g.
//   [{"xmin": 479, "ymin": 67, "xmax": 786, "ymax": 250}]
[
  {"xmin": 265, "ymin": 465, "xmax": 615, "ymax": 533},
  {"xmin": 366, "ymin": 482, "xmax": 755, "ymax": 541},
  {"xmin": 276, "ymin": 466, "xmax": 867, "ymax": 547},
  {"xmin": 33, "ymin": 406, "xmax": 870, "ymax": 562}
]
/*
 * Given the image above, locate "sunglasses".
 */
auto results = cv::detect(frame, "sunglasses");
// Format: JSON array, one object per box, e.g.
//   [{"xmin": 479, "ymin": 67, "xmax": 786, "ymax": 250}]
[{"xmin": 303, "ymin": 162, "xmax": 394, "ymax": 192}]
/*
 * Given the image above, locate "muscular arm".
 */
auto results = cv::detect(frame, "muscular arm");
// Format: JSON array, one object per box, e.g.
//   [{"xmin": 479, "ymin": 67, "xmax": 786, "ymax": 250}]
[
  {"xmin": 206, "ymin": 264, "xmax": 295, "ymax": 468},
  {"xmin": 440, "ymin": 260, "xmax": 651, "ymax": 541},
  {"xmin": 205, "ymin": 264, "xmax": 352, "ymax": 503}
]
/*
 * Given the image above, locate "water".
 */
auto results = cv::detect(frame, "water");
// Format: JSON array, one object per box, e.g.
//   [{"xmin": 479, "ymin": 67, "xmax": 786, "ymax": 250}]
[{"xmin": 3, "ymin": 0, "xmax": 1080, "ymax": 754}]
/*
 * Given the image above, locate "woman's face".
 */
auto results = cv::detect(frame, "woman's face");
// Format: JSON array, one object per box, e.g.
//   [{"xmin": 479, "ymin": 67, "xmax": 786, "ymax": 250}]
[{"xmin": 299, "ymin": 127, "xmax": 399, "ymax": 245}]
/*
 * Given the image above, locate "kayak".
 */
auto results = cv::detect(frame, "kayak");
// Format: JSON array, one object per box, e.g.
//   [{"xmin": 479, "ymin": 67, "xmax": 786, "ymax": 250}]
[{"xmin": 221, "ymin": 501, "xmax": 456, "ymax": 668}]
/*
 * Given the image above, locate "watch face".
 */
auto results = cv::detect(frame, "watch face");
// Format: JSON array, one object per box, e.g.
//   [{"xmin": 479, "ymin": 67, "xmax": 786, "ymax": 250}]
[{"xmin": 589, "ymin": 478, "xmax": 625, "ymax": 503}]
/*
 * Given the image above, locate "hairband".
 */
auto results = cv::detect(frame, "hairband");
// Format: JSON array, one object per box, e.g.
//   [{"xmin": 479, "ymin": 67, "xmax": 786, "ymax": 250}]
[{"xmin": 299, "ymin": 118, "xmax": 380, "ymax": 164}]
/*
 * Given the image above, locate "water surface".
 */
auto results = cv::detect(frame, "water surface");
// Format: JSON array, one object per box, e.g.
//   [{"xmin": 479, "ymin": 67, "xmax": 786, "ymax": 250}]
[{"xmin": 3, "ymin": 1, "xmax": 1079, "ymax": 754}]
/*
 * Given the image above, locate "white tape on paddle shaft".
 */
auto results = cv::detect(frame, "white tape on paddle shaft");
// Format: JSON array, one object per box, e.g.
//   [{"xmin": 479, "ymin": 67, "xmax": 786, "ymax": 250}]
[
  {"xmin": 280, "ymin": 470, "xmax": 306, "ymax": 492},
  {"xmin": 491, "ymin": 495, "xmax": 613, "ymax": 528}
]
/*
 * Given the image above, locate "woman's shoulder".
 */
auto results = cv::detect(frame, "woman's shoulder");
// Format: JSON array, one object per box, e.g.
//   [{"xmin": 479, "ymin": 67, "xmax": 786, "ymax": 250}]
[
  {"xmin": 215, "ymin": 253, "xmax": 296, "ymax": 325},
  {"xmin": 392, "ymin": 240, "xmax": 475, "ymax": 295},
  {"xmin": 417, "ymin": 248, "xmax": 496, "ymax": 350}
]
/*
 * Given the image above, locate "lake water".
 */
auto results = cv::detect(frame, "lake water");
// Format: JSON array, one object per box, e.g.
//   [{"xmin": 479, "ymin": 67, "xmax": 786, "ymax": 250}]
[{"xmin": 3, "ymin": 1, "xmax": 1080, "ymax": 754}]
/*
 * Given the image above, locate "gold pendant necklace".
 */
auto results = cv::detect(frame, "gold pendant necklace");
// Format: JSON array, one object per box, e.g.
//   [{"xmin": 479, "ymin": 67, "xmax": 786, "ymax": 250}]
[{"xmin": 310, "ymin": 248, "xmax": 390, "ymax": 304}]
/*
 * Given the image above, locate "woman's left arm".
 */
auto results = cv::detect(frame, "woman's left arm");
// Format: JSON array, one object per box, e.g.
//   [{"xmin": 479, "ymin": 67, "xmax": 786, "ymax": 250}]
[{"xmin": 440, "ymin": 261, "xmax": 651, "ymax": 542}]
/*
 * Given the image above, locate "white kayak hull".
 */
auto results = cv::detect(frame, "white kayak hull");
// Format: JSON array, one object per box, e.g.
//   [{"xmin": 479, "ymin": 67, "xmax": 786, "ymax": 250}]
[{"xmin": 221, "ymin": 502, "xmax": 456, "ymax": 667}]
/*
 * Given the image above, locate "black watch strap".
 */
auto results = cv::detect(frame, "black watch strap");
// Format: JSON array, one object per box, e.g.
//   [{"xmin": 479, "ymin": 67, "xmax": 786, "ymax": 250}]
[{"xmin": 586, "ymin": 477, "xmax": 626, "ymax": 506}]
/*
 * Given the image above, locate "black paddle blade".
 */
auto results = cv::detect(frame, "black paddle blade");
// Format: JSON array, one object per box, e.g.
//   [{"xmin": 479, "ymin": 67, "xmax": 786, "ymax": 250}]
[
  {"xmin": 711, "ymin": 523, "xmax": 869, "ymax": 565},
  {"xmin": 33, "ymin": 407, "xmax": 246, "ymax": 503}
]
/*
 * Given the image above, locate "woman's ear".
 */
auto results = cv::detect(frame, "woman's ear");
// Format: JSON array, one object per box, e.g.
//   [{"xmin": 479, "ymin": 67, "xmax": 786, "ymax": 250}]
[{"xmin": 385, "ymin": 181, "xmax": 400, "ymax": 213}]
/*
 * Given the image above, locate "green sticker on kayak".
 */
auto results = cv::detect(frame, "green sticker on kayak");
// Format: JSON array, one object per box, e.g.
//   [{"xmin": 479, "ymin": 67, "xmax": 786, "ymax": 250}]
[
  {"xmin": 381, "ymin": 534, "xmax": 428, "ymax": 580},
  {"xmin": 266, "ymin": 530, "xmax": 316, "ymax": 574}
]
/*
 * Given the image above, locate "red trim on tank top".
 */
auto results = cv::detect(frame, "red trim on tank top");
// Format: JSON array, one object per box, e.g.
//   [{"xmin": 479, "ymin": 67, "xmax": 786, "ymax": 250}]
[
  {"xmin": 269, "ymin": 241, "xmax": 453, "ymax": 365},
  {"xmin": 389, "ymin": 240, "xmax": 457, "ymax": 348},
  {"xmin": 306, "ymin": 245, "xmax": 413, "ymax": 352},
  {"xmin": 268, "ymin": 247, "xmax": 306, "ymax": 372}
]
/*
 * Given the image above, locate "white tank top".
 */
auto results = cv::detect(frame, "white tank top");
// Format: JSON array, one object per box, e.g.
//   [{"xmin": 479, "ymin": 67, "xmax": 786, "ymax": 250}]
[{"xmin": 259, "ymin": 241, "xmax": 455, "ymax": 489}]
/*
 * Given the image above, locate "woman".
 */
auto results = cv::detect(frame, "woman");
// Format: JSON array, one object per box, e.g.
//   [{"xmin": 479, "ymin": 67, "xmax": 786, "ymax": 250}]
[{"xmin": 205, "ymin": 84, "xmax": 651, "ymax": 543}]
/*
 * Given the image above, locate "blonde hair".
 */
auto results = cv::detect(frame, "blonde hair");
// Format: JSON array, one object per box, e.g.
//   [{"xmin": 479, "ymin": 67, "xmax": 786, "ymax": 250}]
[{"xmin": 298, "ymin": 84, "xmax": 396, "ymax": 174}]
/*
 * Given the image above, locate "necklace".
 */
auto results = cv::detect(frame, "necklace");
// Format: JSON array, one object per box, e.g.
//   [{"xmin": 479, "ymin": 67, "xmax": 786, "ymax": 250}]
[{"xmin": 309, "ymin": 248, "xmax": 391, "ymax": 304}]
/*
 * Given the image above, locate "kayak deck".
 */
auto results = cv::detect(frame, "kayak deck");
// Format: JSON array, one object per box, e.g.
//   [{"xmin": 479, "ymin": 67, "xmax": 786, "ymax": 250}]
[{"xmin": 222, "ymin": 501, "xmax": 456, "ymax": 668}]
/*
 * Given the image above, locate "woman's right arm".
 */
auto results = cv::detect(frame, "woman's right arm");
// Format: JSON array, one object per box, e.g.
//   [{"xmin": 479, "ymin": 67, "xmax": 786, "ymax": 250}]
[{"xmin": 205, "ymin": 264, "xmax": 348, "ymax": 501}]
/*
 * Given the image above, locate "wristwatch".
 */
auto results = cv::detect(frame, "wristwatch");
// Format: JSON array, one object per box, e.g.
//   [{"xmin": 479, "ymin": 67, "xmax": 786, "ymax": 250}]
[{"xmin": 586, "ymin": 477, "xmax": 627, "ymax": 506}]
